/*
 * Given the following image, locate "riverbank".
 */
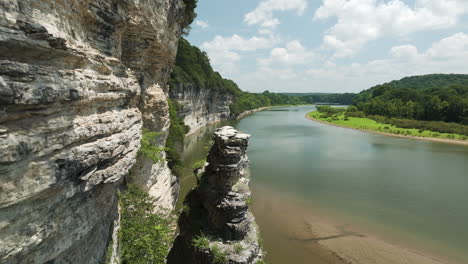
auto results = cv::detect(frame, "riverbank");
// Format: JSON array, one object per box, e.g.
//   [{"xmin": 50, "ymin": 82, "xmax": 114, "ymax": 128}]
[
  {"xmin": 252, "ymin": 186, "xmax": 449, "ymax": 264},
  {"xmin": 236, "ymin": 104, "xmax": 312, "ymax": 120},
  {"xmin": 236, "ymin": 106, "xmax": 271, "ymax": 120},
  {"xmin": 306, "ymin": 111, "xmax": 468, "ymax": 146}
]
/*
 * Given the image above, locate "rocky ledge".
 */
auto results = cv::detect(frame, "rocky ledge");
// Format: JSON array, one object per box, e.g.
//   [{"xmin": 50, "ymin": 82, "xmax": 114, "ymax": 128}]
[{"xmin": 168, "ymin": 126, "xmax": 264, "ymax": 264}]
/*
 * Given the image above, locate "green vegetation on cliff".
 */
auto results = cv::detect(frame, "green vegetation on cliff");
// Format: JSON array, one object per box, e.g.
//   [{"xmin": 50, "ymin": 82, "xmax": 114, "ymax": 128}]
[
  {"xmin": 353, "ymin": 74, "xmax": 468, "ymax": 124},
  {"xmin": 139, "ymin": 130, "xmax": 165, "ymax": 164},
  {"xmin": 183, "ymin": 0, "xmax": 198, "ymax": 23},
  {"xmin": 170, "ymin": 38, "xmax": 308, "ymax": 117},
  {"xmin": 181, "ymin": 0, "xmax": 198, "ymax": 35},
  {"xmin": 170, "ymin": 38, "xmax": 237, "ymax": 92},
  {"xmin": 118, "ymin": 184, "xmax": 173, "ymax": 264},
  {"xmin": 166, "ymin": 99, "xmax": 190, "ymax": 177}
]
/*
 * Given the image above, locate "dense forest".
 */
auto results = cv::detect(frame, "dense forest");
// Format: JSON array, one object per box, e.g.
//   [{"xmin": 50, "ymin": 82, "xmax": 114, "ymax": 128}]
[
  {"xmin": 283, "ymin": 93, "xmax": 356, "ymax": 105},
  {"xmin": 169, "ymin": 38, "xmax": 308, "ymax": 117},
  {"xmin": 353, "ymin": 74, "xmax": 468, "ymax": 124}
]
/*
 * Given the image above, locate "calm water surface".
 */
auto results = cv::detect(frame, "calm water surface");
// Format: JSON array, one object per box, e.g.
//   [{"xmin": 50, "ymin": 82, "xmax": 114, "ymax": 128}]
[{"xmin": 180, "ymin": 105, "xmax": 468, "ymax": 263}]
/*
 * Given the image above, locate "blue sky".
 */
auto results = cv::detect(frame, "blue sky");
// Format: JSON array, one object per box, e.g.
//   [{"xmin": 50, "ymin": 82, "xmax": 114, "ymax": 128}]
[{"xmin": 187, "ymin": 0, "xmax": 468, "ymax": 93}]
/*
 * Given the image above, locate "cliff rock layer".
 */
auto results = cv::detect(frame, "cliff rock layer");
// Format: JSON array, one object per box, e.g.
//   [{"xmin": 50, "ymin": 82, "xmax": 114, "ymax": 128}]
[
  {"xmin": 168, "ymin": 126, "xmax": 264, "ymax": 264},
  {"xmin": 0, "ymin": 0, "xmax": 189, "ymax": 263},
  {"xmin": 170, "ymin": 83, "xmax": 234, "ymax": 134}
]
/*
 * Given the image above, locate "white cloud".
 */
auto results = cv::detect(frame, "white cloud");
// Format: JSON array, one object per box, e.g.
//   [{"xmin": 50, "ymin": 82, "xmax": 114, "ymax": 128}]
[
  {"xmin": 237, "ymin": 33, "xmax": 468, "ymax": 93},
  {"xmin": 258, "ymin": 67, "xmax": 300, "ymax": 80},
  {"xmin": 242, "ymin": 41, "xmax": 315, "ymax": 87},
  {"xmin": 426, "ymin": 32, "xmax": 468, "ymax": 59},
  {"xmin": 314, "ymin": 0, "xmax": 468, "ymax": 57},
  {"xmin": 259, "ymin": 40, "xmax": 314, "ymax": 67},
  {"xmin": 191, "ymin": 2, "xmax": 467, "ymax": 93},
  {"xmin": 195, "ymin": 20, "xmax": 209, "ymax": 29},
  {"xmin": 306, "ymin": 32, "xmax": 468, "ymax": 91},
  {"xmin": 244, "ymin": 0, "xmax": 308, "ymax": 28},
  {"xmin": 201, "ymin": 34, "xmax": 274, "ymax": 52},
  {"xmin": 200, "ymin": 34, "xmax": 277, "ymax": 76},
  {"xmin": 390, "ymin": 45, "xmax": 419, "ymax": 59},
  {"xmin": 388, "ymin": 32, "xmax": 468, "ymax": 62}
]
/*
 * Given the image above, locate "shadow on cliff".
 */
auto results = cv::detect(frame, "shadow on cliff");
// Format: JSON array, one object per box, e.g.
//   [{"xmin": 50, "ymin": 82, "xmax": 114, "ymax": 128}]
[{"xmin": 167, "ymin": 187, "xmax": 207, "ymax": 264}]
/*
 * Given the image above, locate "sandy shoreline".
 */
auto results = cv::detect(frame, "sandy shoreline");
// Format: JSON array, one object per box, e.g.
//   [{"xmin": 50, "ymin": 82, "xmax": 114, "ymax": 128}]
[
  {"xmin": 252, "ymin": 186, "xmax": 450, "ymax": 264},
  {"xmin": 305, "ymin": 115, "xmax": 468, "ymax": 146}
]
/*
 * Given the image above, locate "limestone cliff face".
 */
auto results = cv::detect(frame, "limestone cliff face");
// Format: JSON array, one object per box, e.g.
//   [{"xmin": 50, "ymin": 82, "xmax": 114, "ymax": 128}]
[
  {"xmin": 0, "ymin": 0, "xmax": 190, "ymax": 263},
  {"xmin": 168, "ymin": 126, "xmax": 264, "ymax": 264},
  {"xmin": 169, "ymin": 83, "xmax": 234, "ymax": 135}
]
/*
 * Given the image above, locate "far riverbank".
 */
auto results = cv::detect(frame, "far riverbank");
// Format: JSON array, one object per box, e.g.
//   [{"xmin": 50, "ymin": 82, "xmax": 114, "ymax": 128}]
[{"xmin": 306, "ymin": 111, "xmax": 468, "ymax": 146}]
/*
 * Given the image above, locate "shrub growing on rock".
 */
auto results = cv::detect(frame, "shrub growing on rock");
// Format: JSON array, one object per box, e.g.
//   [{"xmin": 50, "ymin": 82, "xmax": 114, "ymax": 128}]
[{"xmin": 119, "ymin": 185, "xmax": 173, "ymax": 264}]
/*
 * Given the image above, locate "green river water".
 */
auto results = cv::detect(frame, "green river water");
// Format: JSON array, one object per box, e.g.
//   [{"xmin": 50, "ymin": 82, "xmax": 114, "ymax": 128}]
[{"xmin": 178, "ymin": 105, "xmax": 468, "ymax": 264}]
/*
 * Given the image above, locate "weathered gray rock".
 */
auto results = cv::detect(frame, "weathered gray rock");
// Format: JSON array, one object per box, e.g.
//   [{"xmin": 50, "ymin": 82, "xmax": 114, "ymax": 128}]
[
  {"xmin": 168, "ymin": 126, "xmax": 264, "ymax": 264},
  {"xmin": 169, "ymin": 83, "xmax": 234, "ymax": 135},
  {"xmin": 0, "ymin": 0, "xmax": 191, "ymax": 263}
]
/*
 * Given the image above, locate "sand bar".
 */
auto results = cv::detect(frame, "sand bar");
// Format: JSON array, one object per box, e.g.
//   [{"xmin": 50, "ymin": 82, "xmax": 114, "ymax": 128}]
[{"xmin": 252, "ymin": 186, "xmax": 451, "ymax": 264}]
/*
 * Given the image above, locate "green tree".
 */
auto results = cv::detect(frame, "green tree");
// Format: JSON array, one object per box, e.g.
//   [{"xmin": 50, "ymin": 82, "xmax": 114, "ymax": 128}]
[{"xmin": 119, "ymin": 185, "xmax": 173, "ymax": 264}]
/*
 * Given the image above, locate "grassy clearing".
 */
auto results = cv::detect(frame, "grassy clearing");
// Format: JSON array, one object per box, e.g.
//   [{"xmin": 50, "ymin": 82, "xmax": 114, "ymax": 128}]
[{"xmin": 308, "ymin": 111, "xmax": 467, "ymax": 141}]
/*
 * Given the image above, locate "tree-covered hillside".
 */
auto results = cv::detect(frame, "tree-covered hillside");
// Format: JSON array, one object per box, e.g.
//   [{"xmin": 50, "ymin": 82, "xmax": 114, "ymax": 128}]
[
  {"xmin": 169, "ymin": 38, "xmax": 308, "ymax": 117},
  {"xmin": 353, "ymin": 74, "xmax": 468, "ymax": 124},
  {"xmin": 283, "ymin": 93, "xmax": 356, "ymax": 105},
  {"xmin": 169, "ymin": 38, "xmax": 239, "ymax": 92}
]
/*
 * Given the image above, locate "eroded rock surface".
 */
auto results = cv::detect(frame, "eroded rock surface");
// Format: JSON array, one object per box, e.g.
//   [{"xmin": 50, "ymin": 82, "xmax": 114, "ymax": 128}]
[
  {"xmin": 168, "ymin": 126, "xmax": 264, "ymax": 264},
  {"xmin": 170, "ymin": 83, "xmax": 234, "ymax": 135},
  {"xmin": 0, "ymin": 0, "xmax": 190, "ymax": 263}
]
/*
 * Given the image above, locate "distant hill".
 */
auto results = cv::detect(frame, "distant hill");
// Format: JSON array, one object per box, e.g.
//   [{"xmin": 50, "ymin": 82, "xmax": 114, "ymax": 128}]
[
  {"xmin": 377, "ymin": 74, "xmax": 468, "ymax": 90},
  {"xmin": 354, "ymin": 74, "xmax": 468, "ymax": 104},
  {"xmin": 353, "ymin": 74, "xmax": 468, "ymax": 124},
  {"xmin": 282, "ymin": 93, "xmax": 335, "ymax": 96}
]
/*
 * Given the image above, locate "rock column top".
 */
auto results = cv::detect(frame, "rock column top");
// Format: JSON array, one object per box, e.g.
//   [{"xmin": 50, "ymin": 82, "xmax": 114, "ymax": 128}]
[
  {"xmin": 213, "ymin": 126, "xmax": 250, "ymax": 144},
  {"xmin": 213, "ymin": 126, "xmax": 250, "ymax": 155},
  {"xmin": 209, "ymin": 126, "xmax": 250, "ymax": 169}
]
